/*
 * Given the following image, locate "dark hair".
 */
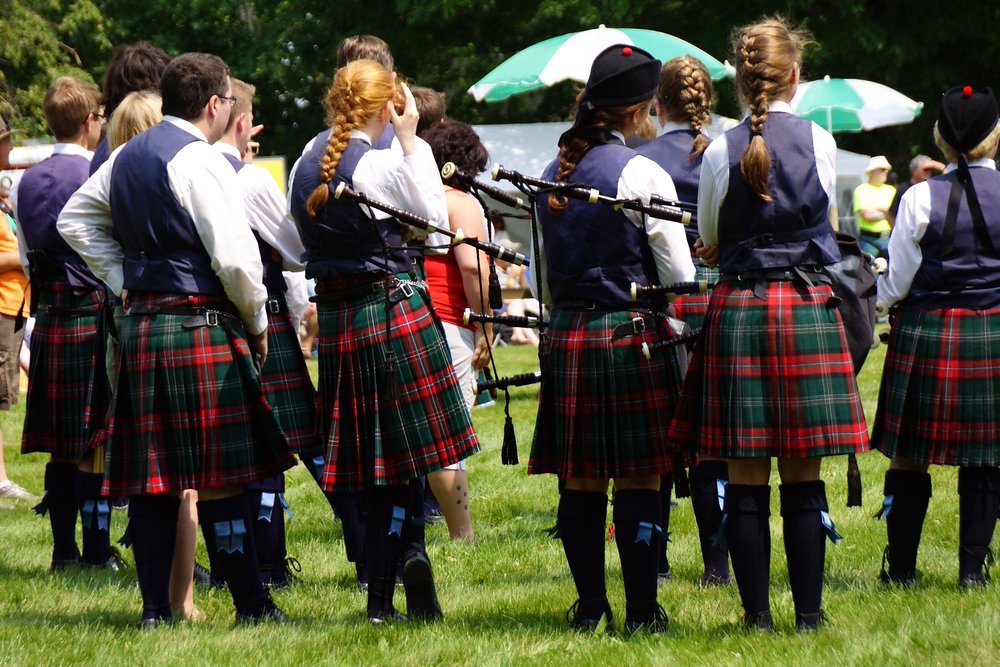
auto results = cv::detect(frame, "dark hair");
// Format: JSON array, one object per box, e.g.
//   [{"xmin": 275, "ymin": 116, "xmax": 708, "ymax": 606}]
[
  {"xmin": 422, "ymin": 120, "xmax": 489, "ymax": 187},
  {"xmin": 101, "ymin": 42, "xmax": 172, "ymax": 119},
  {"xmin": 336, "ymin": 35, "xmax": 394, "ymax": 70},
  {"xmin": 160, "ymin": 53, "xmax": 230, "ymax": 121},
  {"xmin": 411, "ymin": 86, "xmax": 446, "ymax": 136}
]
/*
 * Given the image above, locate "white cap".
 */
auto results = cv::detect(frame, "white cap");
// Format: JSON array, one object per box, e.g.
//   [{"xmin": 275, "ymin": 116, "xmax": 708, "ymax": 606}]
[{"xmin": 864, "ymin": 155, "xmax": 892, "ymax": 173}]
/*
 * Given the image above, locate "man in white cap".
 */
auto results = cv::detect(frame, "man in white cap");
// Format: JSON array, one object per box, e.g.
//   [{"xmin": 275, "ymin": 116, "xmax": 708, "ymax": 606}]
[
  {"xmin": 853, "ymin": 155, "xmax": 896, "ymax": 257},
  {"xmin": 886, "ymin": 154, "xmax": 945, "ymax": 227}
]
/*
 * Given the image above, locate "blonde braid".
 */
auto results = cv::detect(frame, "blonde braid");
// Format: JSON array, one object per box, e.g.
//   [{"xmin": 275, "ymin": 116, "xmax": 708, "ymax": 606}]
[{"xmin": 657, "ymin": 56, "xmax": 713, "ymax": 159}]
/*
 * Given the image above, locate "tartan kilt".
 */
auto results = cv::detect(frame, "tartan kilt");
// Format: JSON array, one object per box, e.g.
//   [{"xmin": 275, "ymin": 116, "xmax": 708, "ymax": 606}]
[
  {"xmin": 529, "ymin": 308, "xmax": 688, "ymax": 480},
  {"xmin": 260, "ymin": 292, "xmax": 320, "ymax": 455},
  {"xmin": 872, "ymin": 306, "xmax": 1000, "ymax": 466},
  {"xmin": 97, "ymin": 292, "xmax": 296, "ymax": 495},
  {"xmin": 671, "ymin": 264, "xmax": 719, "ymax": 332},
  {"xmin": 21, "ymin": 282, "xmax": 112, "ymax": 459},
  {"xmin": 315, "ymin": 279, "xmax": 479, "ymax": 492},
  {"xmin": 668, "ymin": 279, "xmax": 869, "ymax": 458}
]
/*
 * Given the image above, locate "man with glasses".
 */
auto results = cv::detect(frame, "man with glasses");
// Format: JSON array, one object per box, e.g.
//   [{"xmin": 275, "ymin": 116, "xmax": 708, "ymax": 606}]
[
  {"xmin": 58, "ymin": 53, "xmax": 296, "ymax": 628},
  {"xmin": 11, "ymin": 76, "xmax": 121, "ymax": 572}
]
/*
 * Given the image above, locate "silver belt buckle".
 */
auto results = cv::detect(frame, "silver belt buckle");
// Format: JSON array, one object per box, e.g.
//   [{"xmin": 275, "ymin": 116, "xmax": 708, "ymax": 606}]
[
  {"xmin": 631, "ymin": 316, "xmax": 645, "ymax": 334},
  {"xmin": 399, "ymin": 282, "xmax": 414, "ymax": 299},
  {"xmin": 205, "ymin": 310, "xmax": 219, "ymax": 327},
  {"xmin": 267, "ymin": 298, "xmax": 281, "ymax": 314}
]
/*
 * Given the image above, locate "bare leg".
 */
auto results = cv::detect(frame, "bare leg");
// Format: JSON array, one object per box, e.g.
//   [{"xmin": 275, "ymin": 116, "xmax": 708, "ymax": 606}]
[
  {"xmin": 169, "ymin": 490, "xmax": 204, "ymax": 621},
  {"xmin": 428, "ymin": 466, "xmax": 473, "ymax": 540}
]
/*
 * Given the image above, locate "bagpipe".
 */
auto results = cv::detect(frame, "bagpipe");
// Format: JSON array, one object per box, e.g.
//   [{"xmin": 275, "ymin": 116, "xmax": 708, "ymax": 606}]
[{"xmin": 438, "ymin": 162, "xmax": 703, "ymax": 465}]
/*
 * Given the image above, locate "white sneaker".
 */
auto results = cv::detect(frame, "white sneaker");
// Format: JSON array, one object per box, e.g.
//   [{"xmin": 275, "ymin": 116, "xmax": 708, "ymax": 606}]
[{"xmin": 0, "ymin": 479, "xmax": 38, "ymax": 502}]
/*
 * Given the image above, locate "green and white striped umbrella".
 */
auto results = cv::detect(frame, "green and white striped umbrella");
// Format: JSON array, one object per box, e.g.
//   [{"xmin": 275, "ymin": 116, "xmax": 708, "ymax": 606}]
[
  {"xmin": 790, "ymin": 76, "xmax": 924, "ymax": 133},
  {"xmin": 469, "ymin": 25, "xmax": 732, "ymax": 103}
]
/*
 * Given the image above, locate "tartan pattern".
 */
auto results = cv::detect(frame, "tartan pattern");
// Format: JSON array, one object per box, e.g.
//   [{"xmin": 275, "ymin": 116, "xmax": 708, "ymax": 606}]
[
  {"xmin": 872, "ymin": 306, "xmax": 1000, "ymax": 466},
  {"xmin": 671, "ymin": 264, "xmax": 719, "ymax": 332},
  {"xmin": 529, "ymin": 308, "xmax": 688, "ymax": 479},
  {"xmin": 668, "ymin": 280, "xmax": 869, "ymax": 458},
  {"xmin": 21, "ymin": 281, "xmax": 111, "ymax": 459},
  {"xmin": 316, "ymin": 279, "xmax": 479, "ymax": 492},
  {"xmin": 98, "ymin": 292, "xmax": 296, "ymax": 495},
  {"xmin": 259, "ymin": 292, "xmax": 320, "ymax": 455}
]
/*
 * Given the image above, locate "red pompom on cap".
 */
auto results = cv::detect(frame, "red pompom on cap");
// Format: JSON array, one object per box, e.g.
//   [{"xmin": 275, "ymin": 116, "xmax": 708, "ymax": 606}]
[
  {"xmin": 621, "ymin": 46, "xmax": 632, "ymax": 56},
  {"xmin": 963, "ymin": 85, "xmax": 974, "ymax": 98}
]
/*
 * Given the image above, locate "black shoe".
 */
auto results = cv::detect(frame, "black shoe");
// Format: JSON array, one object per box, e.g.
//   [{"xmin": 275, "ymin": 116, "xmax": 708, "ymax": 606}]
[
  {"xmin": 83, "ymin": 547, "xmax": 128, "ymax": 571},
  {"xmin": 265, "ymin": 557, "xmax": 303, "ymax": 590},
  {"xmin": 193, "ymin": 562, "xmax": 213, "ymax": 586},
  {"xmin": 959, "ymin": 573, "xmax": 989, "ymax": 589},
  {"xmin": 656, "ymin": 569, "xmax": 673, "ymax": 586},
  {"xmin": 542, "ymin": 523, "xmax": 560, "ymax": 539},
  {"xmin": 236, "ymin": 601, "xmax": 289, "ymax": 625},
  {"xmin": 878, "ymin": 569, "xmax": 916, "ymax": 587},
  {"xmin": 742, "ymin": 611, "xmax": 774, "ymax": 631},
  {"xmin": 795, "ymin": 610, "xmax": 827, "ymax": 631},
  {"xmin": 50, "ymin": 557, "xmax": 80, "ymax": 573},
  {"xmin": 624, "ymin": 604, "xmax": 669, "ymax": 635},
  {"xmin": 369, "ymin": 608, "xmax": 407, "ymax": 625},
  {"xmin": 566, "ymin": 599, "xmax": 613, "ymax": 633},
  {"xmin": 401, "ymin": 552, "xmax": 443, "ymax": 621},
  {"xmin": 138, "ymin": 607, "xmax": 171, "ymax": 630},
  {"xmin": 699, "ymin": 572, "xmax": 731, "ymax": 587}
]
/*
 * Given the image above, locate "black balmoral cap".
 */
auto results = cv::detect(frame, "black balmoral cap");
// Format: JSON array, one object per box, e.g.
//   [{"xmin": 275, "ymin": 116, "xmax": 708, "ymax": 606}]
[
  {"xmin": 939, "ymin": 85, "xmax": 999, "ymax": 153},
  {"xmin": 581, "ymin": 44, "xmax": 661, "ymax": 110}
]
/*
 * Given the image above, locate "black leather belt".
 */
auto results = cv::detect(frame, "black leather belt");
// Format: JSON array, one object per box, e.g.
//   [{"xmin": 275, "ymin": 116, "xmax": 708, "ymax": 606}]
[{"xmin": 611, "ymin": 316, "xmax": 656, "ymax": 339}]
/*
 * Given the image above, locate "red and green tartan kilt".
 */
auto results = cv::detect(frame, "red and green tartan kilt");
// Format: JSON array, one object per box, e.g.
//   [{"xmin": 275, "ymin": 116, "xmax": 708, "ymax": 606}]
[
  {"xmin": 528, "ymin": 308, "xmax": 688, "ymax": 480},
  {"xmin": 668, "ymin": 279, "xmax": 869, "ymax": 458},
  {"xmin": 21, "ymin": 281, "xmax": 111, "ymax": 459},
  {"xmin": 97, "ymin": 292, "xmax": 296, "ymax": 495},
  {"xmin": 671, "ymin": 264, "xmax": 719, "ymax": 332},
  {"xmin": 872, "ymin": 306, "xmax": 1000, "ymax": 466},
  {"xmin": 260, "ymin": 292, "xmax": 320, "ymax": 455},
  {"xmin": 315, "ymin": 278, "xmax": 479, "ymax": 492}
]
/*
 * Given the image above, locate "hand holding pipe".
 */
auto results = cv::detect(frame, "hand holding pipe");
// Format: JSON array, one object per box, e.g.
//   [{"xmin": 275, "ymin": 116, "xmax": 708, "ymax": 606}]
[
  {"xmin": 334, "ymin": 182, "xmax": 529, "ymax": 266},
  {"xmin": 441, "ymin": 162, "xmax": 526, "ymax": 210},
  {"xmin": 630, "ymin": 280, "xmax": 714, "ymax": 301},
  {"xmin": 491, "ymin": 165, "xmax": 693, "ymax": 226},
  {"xmin": 475, "ymin": 370, "xmax": 542, "ymax": 394},
  {"xmin": 463, "ymin": 308, "xmax": 545, "ymax": 329}
]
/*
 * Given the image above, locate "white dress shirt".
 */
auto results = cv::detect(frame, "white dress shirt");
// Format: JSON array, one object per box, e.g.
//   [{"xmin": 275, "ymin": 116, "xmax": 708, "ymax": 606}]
[
  {"xmin": 697, "ymin": 102, "xmax": 838, "ymax": 247},
  {"xmin": 216, "ymin": 142, "xmax": 306, "ymax": 270},
  {"xmin": 56, "ymin": 116, "xmax": 269, "ymax": 334},
  {"xmin": 877, "ymin": 159, "xmax": 998, "ymax": 308}
]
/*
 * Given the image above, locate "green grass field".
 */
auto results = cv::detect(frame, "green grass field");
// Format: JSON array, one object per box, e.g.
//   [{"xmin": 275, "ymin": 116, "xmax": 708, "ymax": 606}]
[{"xmin": 1, "ymin": 343, "xmax": 998, "ymax": 665}]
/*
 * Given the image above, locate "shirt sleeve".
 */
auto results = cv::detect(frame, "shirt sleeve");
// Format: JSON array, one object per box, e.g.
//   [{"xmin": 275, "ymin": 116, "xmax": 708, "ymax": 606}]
[
  {"xmin": 282, "ymin": 270, "xmax": 311, "ymax": 321},
  {"xmin": 352, "ymin": 136, "xmax": 450, "ymax": 247},
  {"xmin": 56, "ymin": 157, "xmax": 125, "ymax": 294},
  {"xmin": 812, "ymin": 124, "xmax": 838, "ymax": 207},
  {"xmin": 168, "ymin": 144, "xmax": 268, "ymax": 335},
  {"xmin": 697, "ymin": 134, "xmax": 729, "ymax": 247},
  {"xmin": 10, "ymin": 181, "xmax": 30, "ymax": 276},
  {"xmin": 877, "ymin": 182, "xmax": 930, "ymax": 307},
  {"xmin": 619, "ymin": 154, "xmax": 696, "ymax": 286},
  {"xmin": 241, "ymin": 165, "xmax": 307, "ymax": 271}
]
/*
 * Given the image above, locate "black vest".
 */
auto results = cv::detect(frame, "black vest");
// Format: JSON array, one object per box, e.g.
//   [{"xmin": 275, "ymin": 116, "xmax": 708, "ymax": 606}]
[{"xmin": 636, "ymin": 129, "xmax": 702, "ymax": 248}]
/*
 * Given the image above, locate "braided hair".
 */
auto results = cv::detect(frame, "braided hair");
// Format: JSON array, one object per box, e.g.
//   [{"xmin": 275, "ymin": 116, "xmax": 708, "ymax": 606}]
[
  {"xmin": 657, "ymin": 55, "xmax": 713, "ymax": 160},
  {"xmin": 305, "ymin": 60, "xmax": 397, "ymax": 218},
  {"xmin": 731, "ymin": 17, "xmax": 814, "ymax": 202}
]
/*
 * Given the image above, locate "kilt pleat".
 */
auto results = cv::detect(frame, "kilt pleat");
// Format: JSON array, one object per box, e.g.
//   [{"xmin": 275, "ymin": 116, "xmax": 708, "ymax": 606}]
[
  {"xmin": 316, "ymin": 280, "xmax": 479, "ymax": 492},
  {"xmin": 671, "ymin": 264, "xmax": 719, "ymax": 332},
  {"xmin": 872, "ymin": 306, "xmax": 1000, "ymax": 466},
  {"xmin": 21, "ymin": 282, "xmax": 111, "ymax": 459},
  {"xmin": 529, "ymin": 308, "xmax": 687, "ymax": 480},
  {"xmin": 259, "ymin": 292, "xmax": 320, "ymax": 454},
  {"xmin": 668, "ymin": 279, "xmax": 869, "ymax": 458},
  {"xmin": 98, "ymin": 293, "xmax": 296, "ymax": 495}
]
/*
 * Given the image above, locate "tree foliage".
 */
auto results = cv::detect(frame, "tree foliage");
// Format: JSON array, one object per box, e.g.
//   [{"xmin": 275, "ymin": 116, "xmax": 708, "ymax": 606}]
[{"xmin": 1, "ymin": 0, "xmax": 998, "ymax": 174}]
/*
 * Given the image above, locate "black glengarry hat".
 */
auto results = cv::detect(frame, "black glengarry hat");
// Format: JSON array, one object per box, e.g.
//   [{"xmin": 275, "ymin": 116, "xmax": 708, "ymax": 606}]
[
  {"xmin": 939, "ymin": 85, "xmax": 999, "ymax": 153},
  {"xmin": 580, "ymin": 44, "xmax": 661, "ymax": 113}
]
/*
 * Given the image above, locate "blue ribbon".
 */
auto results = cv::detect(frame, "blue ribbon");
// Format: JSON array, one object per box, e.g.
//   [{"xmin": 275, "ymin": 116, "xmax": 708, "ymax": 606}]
[
  {"xmin": 820, "ymin": 511, "xmax": 843, "ymax": 544},
  {"xmin": 716, "ymin": 479, "xmax": 728, "ymax": 512},
  {"xmin": 311, "ymin": 455, "xmax": 325, "ymax": 482},
  {"xmin": 279, "ymin": 493, "xmax": 294, "ymax": 521},
  {"xmin": 96, "ymin": 499, "xmax": 110, "ymax": 532},
  {"xmin": 875, "ymin": 494, "xmax": 893, "ymax": 520},
  {"xmin": 635, "ymin": 521, "xmax": 663, "ymax": 546},
  {"xmin": 388, "ymin": 505, "xmax": 406, "ymax": 537},
  {"xmin": 258, "ymin": 492, "xmax": 276, "ymax": 523},
  {"xmin": 82, "ymin": 499, "xmax": 96, "ymax": 528},
  {"xmin": 213, "ymin": 519, "xmax": 247, "ymax": 554}
]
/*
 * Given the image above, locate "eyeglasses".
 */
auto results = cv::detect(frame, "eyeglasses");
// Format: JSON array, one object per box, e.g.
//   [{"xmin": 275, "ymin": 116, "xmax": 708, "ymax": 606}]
[
  {"xmin": 91, "ymin": 111, "xmax": 106, "ymax": 125},
  {"xmin": 218, "ymin": 95, "xmax": 238, "ymax": 106}
]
